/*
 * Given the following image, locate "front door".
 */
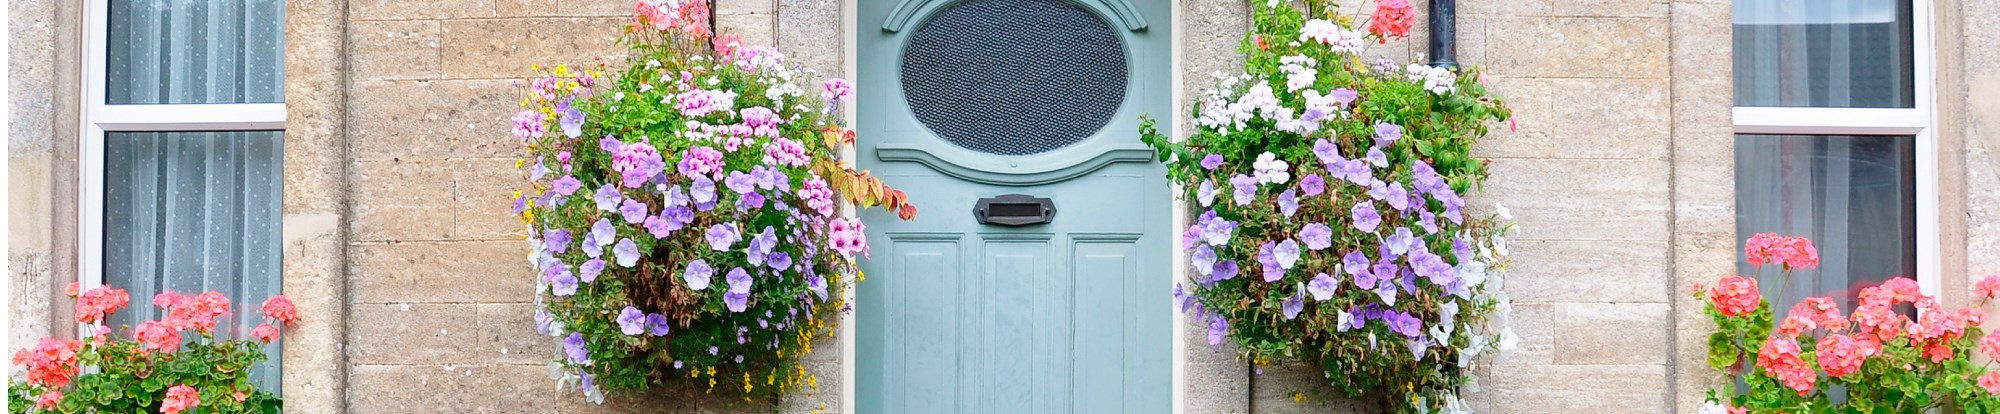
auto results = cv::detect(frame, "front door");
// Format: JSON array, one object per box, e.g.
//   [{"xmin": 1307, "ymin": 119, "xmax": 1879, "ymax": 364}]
[{"xmin": 855, "ymin": 0, "xmax": 1172, "ymax": 412}]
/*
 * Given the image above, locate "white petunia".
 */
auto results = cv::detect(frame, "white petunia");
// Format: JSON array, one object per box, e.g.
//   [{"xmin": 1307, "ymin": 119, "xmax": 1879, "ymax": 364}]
[{"xmin": 1252, "ymin": 152, "xmax": 1291, "ymax": 184}]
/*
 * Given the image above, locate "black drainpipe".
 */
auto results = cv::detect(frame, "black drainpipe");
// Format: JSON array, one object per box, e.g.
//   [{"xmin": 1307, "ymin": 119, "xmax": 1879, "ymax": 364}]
[{"xmin": 1428, "ymin": 0, "xmax": 1457, "ymax": 69}]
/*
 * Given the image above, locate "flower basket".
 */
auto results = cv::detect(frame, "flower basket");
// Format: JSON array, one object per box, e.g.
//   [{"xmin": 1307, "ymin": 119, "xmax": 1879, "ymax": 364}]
[
  {"xmin": 509, "ymin": 0, "xmax": 912, "ymax": 403},
  {"xmin": 1140, "ymin": 1, "xmax": 1518, "ymax": 412}
]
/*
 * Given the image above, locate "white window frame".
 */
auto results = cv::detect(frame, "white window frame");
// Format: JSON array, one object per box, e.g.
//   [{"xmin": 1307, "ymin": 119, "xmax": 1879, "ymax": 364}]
[
  {"xmin": 1730, "ymin": 0, "xmax": 1939, "ymax": 297},
  {"xmin": 75, "ymin": 0, "xmax": 289, "ymax": 310}
]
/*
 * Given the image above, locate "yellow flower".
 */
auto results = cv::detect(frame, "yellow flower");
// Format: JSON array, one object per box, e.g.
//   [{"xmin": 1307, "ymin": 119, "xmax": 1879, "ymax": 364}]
[
  {"xmin": 1290, "ymin": 391, "xmax": 1307, "ymax": 403},
  {"xmin": 808, "ymin": 375, "xmax": 819, "ymax": 391},
  {"xmin": 707, "ymin": 366, "xmax": 716, "ymax": 377}
]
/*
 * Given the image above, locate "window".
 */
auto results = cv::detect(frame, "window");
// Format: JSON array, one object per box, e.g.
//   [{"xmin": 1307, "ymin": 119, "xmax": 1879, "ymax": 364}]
[
  {"xmin": 1731, "ymin": 0, "xmax": 1936, "ymax": 314},
  {"xmin": 81, "ymin": 0, "xmax": 288, "ymax": 391}
]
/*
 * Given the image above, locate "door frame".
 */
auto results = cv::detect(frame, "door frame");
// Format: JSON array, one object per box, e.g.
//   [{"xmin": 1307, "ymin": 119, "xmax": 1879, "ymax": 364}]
[{"xmin": 836, "ymin": 0, "xmax": 1188, "ymax": 412}]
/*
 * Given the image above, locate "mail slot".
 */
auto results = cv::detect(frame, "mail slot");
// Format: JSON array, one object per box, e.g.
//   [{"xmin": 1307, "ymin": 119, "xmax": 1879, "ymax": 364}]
[{"xmin": 973, "ymin": 194, "xmax": 1056, "ymax": 226}]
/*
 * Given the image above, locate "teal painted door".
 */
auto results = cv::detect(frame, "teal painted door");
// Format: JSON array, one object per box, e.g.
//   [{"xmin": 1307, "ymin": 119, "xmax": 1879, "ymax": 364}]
[{"xmin": 855, "ymin": 0, "xmax": 1172, "ymax": 412}]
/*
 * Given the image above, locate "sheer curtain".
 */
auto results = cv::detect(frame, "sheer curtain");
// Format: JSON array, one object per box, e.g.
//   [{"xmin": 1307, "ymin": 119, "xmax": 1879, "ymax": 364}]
[
  {"xmin": 1734, "ymin": 135, "xmax": 1915, "ymax": 314},
  {"xmin": 102, "ymin": 131, "xmax": 285, "ymax": 391},
  {"xmin": 1732, "ymin": 0, "xmax": 1913, "ymax": 108},
  {"xmin": 106, "ymin": 0, "xmax": 285, "ymax": 104}
]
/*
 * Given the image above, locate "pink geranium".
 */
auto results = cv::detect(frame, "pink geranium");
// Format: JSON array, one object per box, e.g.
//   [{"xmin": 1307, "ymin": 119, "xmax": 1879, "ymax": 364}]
[
  {"xmin": 1707, "ymin": 275, "xmax": 1761, "ymax": 317},
  {"xmin": 161, "ymin": 385, "xmax": 200, "ymax": 414},
  {"xmin": 1366, "ymin": 0, "xmax": 1415, "ymax": 42},
  {"xmin": 1978, "ymin": 274, "xmax": 2000, "ymax": 300},
  {"xmin": 135, "ymin": 321, "xmax": 183, "ymax": 353},
  {"xmin": 73, "ymin": 285, "xmax": 130, "ymax": 324},
  {"xmin": 1755, "ymin": 336, "xmax": 1815, "ymax": 396},
  {"xmin": 262, "ymin": 294, "xmax": 300, "ymax": 325},
  {"xmin": 1816, "ymin": 334, "xmax": 1872, "ymax": 378}
]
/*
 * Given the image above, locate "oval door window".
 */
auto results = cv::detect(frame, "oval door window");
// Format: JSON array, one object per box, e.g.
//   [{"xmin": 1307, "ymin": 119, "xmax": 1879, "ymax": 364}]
[{"xmin": 899, "ymin": 0, "xmax": 1129, "ymax": 156}]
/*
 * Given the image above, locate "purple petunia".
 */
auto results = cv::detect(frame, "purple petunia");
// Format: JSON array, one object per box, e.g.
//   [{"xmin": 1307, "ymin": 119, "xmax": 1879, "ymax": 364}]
[
  {"xmin": 1385, "ymin": 227, "xmax": 1417, "ymax": 256},
  {"xmin": 613, "ymin": 238, "xmax": 640, "ymax": 267},
  {"xmin": 1274, "ymin": 239, "xmax": 1301, "ymax": 269},
  {"xmin": 768, "ymin": 251, "xmax": 793, "ymax": 271},
  {"xmin": 552, "ymin": 176, "xmax": 583, "ymax": 196},
  {"xmin": 1351, "ymin": 202, "xmax": 1382, "ymax": 233},
  {"xmin": 1312, "ymin": 139, "xmax": 1343, "ymax": 165},
  {"xmin": 1192, "ymin": 245, "xmax": 1218, "ymax": 276},
  {"xmin": 588, "ymin": 220, "xmax": 612, "ymax": 246},
  {"xmin": 726, "ymin": 267, "xmax": 753, "ymax": 293},
  {"xmin": 617, "ymin": 306, "xmax": 647, "ymax": 335},
  {"xmin": 725, "ymin": 171, "xmax": 758, "ymax": 195},
  {"xmin": 1383, "ymin": 182, "xmax": 1410, "ymax": 211},
  {"xmin": 1300, "ymin": 174, "xmax": 1326, "ymax": 197},
  {"xmin": 1277, "ymin": 189, "xmax": 1299, "ymax": 217},
  {"xmin": 563, "ymin": 332, "xmax": 590, "ymax": 364},
  {"xmin": 683, "ymin": 259, "xmax": 713, "ymax": 291},
  {"xmin": 737, "ymin": 192, "xmax": 766, "ymax": 211},
  {"xmin": 548, "ymin": 265, "xmax": 578, "ymax": 296},
  {"xmin": 1197, "ymin": 180, "xmax": 1218, "ymax": 207},
  {"xmin": 1207, "ymin": 315, "xmax": 1229, "ymax": 345},
  {"xmin": 1300, "ymin": 223, "xmax": 1333, "ymax": 250},
  {"xmin": 644, "ymin": 215, "xmax": 674, "ymax": 238},
  {"xmin": 705, "ymin": 223, "xmax": 741, "ymax": 251},
  {"xmin": 1436, "ymin": 187, "xmax": 1466, "ymax": 224},
  {"xmin": 806, "ymin": 275, "xmax": 829, "ymax": 300},
  {"xmin": 724, "ymin": 290, "xmax": 750, "ymax": 313},
  {"xmin": 1211, "ymin": 260, "xmax": 1240, "ymax": 283},
  {"xmin": 1262, "ymin": 260, "xmax": 1286, "ymax": 283},
  {"xmin": 1374, "ymin": 122, "xmax": 1403, "ymax": 146},
  {"xmin": 1174, "ymin": 283, "xmax": 1196, "ymax": 313},
  {"xmin": 1411, "ymin": 160, "xmax": 1446, "ymax": 195},
  {"xmin": 579, "ymin": 258, "xmax": 605, "ymax": 283},
  {"xmin": 1418, "ymin": 211, "xmax": 1439, "ymax": 234},
  {"xmin": 646, "ymin": 313, "xmax": 671, "ymax": 336},
  {"xmin": 620, "ymin": 199, "xmax": 650, "ymax": 224},
  {"xmin": 560, "ymin": 104, "xmax": 585, "ymax": 138},
  {"xmin": 581, "ymin": 234, "xmax": 603, "ymax": 258},
  {"xmin": 1383, "ymin": 311, "xmax": 1423, "ymax": 339},
  {"xmin": 594, "ymin": 185, "xmax": 623, "ymax": 212},
  {"xmin": 690, "ymin": 175, "xmax": 718, "ymax": 205},
  {"xmin": 1281, "ymin": 292, "xmax": 1305, "ymax": 320},
  {"xmin": 546, "ymin": 229, "xmax": 572, "ymax": 254},
  {"xmin": 1307, "ymin": 273, "xmax": 1338, "ymax": 301},
  {"xmin": 1198, "ymin": 210, "xmax": 1236, "ymax": 246},
  {"xmin": 1229, "ymin": 174, "xmax": 1259, "ymax": 206},
  {"xmin": 1365, "ymin": 147, "xmax": 1388, "ymax": 168},
  {"xmin": 1200, "ymin": 154, "xmax": 1226, "ymax": 170},
  {"xmin": 1330, "ymin": 88, "xmax": 1359, "ymax": 105}
]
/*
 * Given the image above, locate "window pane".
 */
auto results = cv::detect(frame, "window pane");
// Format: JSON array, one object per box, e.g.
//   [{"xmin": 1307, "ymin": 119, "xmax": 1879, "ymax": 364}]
[
  {"xmin": 107, "ymin": 0, "xmax": 286, "ymax": 104},
  {"xmin": 103, "ymin": 131, "xmax": 284, "ymax": 391},
  {"xmin": 1732, "ymin": 0, "xmax": 1914, "ymax": 108},
  {"xmin": 1735, "ymin": 134, "xmax": 1915, "ymax": 317}
]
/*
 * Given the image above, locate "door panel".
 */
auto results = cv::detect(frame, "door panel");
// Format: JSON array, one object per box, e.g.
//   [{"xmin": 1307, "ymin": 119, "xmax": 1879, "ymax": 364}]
[{"xmin": 857, "ymin": 0, "xmax": 1171, "ymax": 412}]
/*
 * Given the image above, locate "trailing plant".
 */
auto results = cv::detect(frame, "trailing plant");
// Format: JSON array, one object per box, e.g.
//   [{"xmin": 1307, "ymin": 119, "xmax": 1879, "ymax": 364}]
[
  {"xmin": 1139, "ymin": 0, "xmax": 1518, "ymax": 412},
  {"xmin": 509, "ymin": 0, "xmax": 912, "ymax": 403},
  {"xmin": 1697, "ymin": 233, "xmax": 2000, "ymax": 413},
  {"xmin": 9, "ymin": 283, "xmax": 295, "ymax": 414}
]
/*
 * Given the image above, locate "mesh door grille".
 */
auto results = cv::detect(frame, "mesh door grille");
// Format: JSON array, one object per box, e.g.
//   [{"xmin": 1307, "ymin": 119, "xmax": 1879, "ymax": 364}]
[{"xmin": 900, "ymin": 0, "xmax": 1128, "ymax": 156}]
